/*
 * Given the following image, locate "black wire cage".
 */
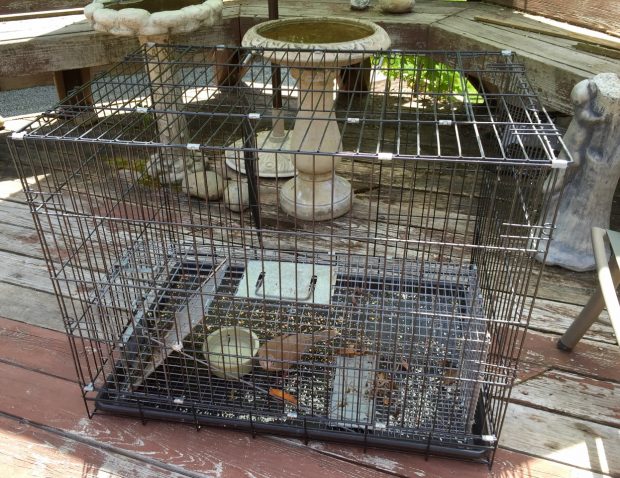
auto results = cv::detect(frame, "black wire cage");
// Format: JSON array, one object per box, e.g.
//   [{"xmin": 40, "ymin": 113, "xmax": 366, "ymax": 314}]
[{"xmin": 8, "ymin": 44, "xmax": 569, "ymax": 464}]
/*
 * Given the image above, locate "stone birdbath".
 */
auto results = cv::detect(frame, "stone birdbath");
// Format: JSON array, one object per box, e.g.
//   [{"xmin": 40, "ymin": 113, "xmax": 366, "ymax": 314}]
[
  {"xmin": 243, "ymin": 17, "xmax": 390, "ymax": 221},
  {"xmin": 84, "ymin": 0, "xmax": 224, "ymax": 184}
]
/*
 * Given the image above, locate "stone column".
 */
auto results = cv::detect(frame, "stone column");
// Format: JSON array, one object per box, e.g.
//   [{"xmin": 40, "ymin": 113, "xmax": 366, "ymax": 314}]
[
  {"xmin": 541, "ymin": 73, "xmax": 620, "ymax": 271},
  {"xmin": 279, "ymin": 68, "xmax": 353, "ymax": 221}
]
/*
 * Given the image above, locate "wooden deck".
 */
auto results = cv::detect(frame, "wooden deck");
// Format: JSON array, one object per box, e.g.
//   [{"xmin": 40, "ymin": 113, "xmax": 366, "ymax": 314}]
[
  {"xmin": 1, "ymin": 0, "xmax": 619, "ymax": 114},
  {"xmin": 0, "ymin": 128, "xmax": 619, "ymax": 477}
]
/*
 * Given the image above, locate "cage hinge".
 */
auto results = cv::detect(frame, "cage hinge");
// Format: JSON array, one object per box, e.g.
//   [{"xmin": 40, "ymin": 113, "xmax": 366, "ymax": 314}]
[
  {"xmin": 135, "ymin": 106, "xmax": 149, "ymax": 114},
  {"xmin": 347, "ymin": 117, "xmax": 360, "ymax": 124},
  {"xmin": 11, "ymin": 131, "xmax": 26, "ymax": 141},
  {"xmin": 377, "ymin": 152, "xmax": 393, "ymax": 161},
  {"xmin": 551, "ymin": 158, "xmax": 569, "ymax": 169},
  {"xmin": 248, "ymin": 113, "xmax": 261, "ymax": 120},
  {"xmin": 83, "ymin": 383, "xmax": 94, "ymax": 392},
  {"xmin": 481, "ymin": 434, "xmax": 497, "ymax": 443},
  {"xmin": 438, "ymin": 119, "xmax": 453, "ymax": 126},
  {"xmin": 186, "ymin": 143, "xmax": 201, "ymax": 151}
]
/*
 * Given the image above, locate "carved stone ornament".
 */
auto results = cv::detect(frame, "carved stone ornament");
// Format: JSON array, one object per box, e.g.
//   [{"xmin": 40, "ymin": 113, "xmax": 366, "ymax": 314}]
[
  {"xmin": 540, "ymin": 72, "xmax": 620, "ymax": 271},
  {"xmin": 84, "ymin": 0, "xmax": 223, "ymax": 38}
]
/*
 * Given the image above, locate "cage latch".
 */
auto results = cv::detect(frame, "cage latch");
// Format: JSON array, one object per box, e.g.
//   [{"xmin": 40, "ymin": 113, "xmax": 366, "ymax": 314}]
[{"xmin": 255, "ymin": 270, "xmax": 318, "ymax": 301}]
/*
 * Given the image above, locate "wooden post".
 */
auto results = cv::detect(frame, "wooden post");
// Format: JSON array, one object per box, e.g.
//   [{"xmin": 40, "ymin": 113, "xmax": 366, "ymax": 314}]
[{"xmin": 53, "ymin": 67, "xmax": 93, "ymax": 103}]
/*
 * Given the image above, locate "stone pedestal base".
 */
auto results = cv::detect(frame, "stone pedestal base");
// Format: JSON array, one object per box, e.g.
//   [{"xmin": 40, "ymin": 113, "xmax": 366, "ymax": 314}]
[
  {"xmin": 280, "ymin": 174, "xmax": 352, "ymax": 221},
  {"xmin": 225, "ymin": 130, "xmax": 295, "ymax": 178}
]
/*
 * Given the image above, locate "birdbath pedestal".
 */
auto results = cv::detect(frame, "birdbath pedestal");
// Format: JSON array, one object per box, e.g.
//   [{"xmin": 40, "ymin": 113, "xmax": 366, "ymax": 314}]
[
  {"xmin": 85, "ymin": 0, "xmax": 224, "ymax": 183},
  {"xmin": 243, "ymin": 17, "xmax": 391, "ymax": 221}
]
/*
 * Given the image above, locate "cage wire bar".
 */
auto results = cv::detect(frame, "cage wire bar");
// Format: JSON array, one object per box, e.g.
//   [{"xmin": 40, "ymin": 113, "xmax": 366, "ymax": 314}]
[{"xmin": 8, "ymin": 45, "xmax": 569, "ymax": 464}]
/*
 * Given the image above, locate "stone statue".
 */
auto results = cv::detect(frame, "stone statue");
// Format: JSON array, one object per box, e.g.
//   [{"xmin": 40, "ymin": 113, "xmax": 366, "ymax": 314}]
[{"xmin": 540, "ymin": 72, "xmax": 620, "ymax": 271}]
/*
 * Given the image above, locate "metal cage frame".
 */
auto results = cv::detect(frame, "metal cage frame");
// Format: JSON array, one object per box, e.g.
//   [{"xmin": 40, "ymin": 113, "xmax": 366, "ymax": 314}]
[{"xmin": 8, "ymin": 45, "xmax": 569, "ymax": 464}]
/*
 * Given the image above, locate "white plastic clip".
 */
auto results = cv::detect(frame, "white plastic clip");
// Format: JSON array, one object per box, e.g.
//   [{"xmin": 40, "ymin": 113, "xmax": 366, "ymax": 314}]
[
  {"xmin": 501, "ymin": 49, "xmax": 513, "ymax": 56},
  {"xmin": 377, "ymin": 152, "xmax": 393, "ymax": 161},
  {"xmin": 438, "ymin": 119, "xmax": 453, "ymax": 126},
  {"xmin": 172, "ymin": 342, "xmax": 184, "ymax": 351},
  {"xmin": 481, "ymin": 434, "xmax": 497, "ymax": 443},
  {"xmin": 347, "ymin": 117, "xmax": 360, "ymax": 124},
  {"xmin": 186, "ymin": 143, "xmax": 200, "ymax": 151},
  {"xmin": 135, "ymin": 106, "xmax": 149, "ymax": 114},
  {"xmin": 286, "ymin": 411, "xmax": 298, "ymax": 419},
  {"xmin": 173, "ymin": 397, "xmax": 185, "ymax": 405},
  {"xmin": 11, "ymin": 131, "xmax": 26, "ymax": 141},
  {"xmin": 248, "ymin": 112, "xmax": 261, "ymax": 120},
  {"xmin": 551, "ymin": 158, "xmax": 569, "ymax": 169},
  {"xmin": 83, "ymin": 383, "xmax": 94, "ymax": 392}
]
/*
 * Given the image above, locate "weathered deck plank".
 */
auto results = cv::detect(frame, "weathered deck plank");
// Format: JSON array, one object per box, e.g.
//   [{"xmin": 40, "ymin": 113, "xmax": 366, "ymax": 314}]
[
  {"xmin": 0, "ymin": 414, "xmax": 185, "ymax": 478},
  {"xmin": 511, "ymin": 370, "xmax": 620, "ymax": 428},
  {"xmin": 1, "ymin": 0, "xmax": 617, "ymax": 113},
  {"xmin": 519, "ymin": 329, "xmax": 620, "ymax": 383},
  {"xmin": 1, "ymin": 315, "xmax": 617, "ymax": 477},
  {"xmin": 0, "ymin": 316, "xmax": 78, "ymax": 381},
  {"xmin": 0, "ymin": 361, "xmax": 402, "ymax": 478},
  {"xmin": 528, "ymin": 297, "xmax": 616, "ymax": 345},
  {"xmin": 501, "ymin": 404, "xmax": 620, "ymax": 477},
  {"xmin": 0, "ymin": 282, "xmax": 63, "ymax": 330}
]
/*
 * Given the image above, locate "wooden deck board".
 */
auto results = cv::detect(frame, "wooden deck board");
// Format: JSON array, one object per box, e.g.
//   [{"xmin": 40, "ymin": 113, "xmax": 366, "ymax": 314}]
[
  {"xmin": 511, "ymin": 370, "xmax": 620, "ymax": 428},
  {"xmin": 0, "ymin": 360, "xmax": 404, "ymax": 478},
  {"xmin": 1, "ymin": 315, "xmax": 618, "ymax": 478},
  {"xmin": 1, "ymin": 0, "xmax": 618, "ymax": 113},
  {"xmin": 0, "ymin": 414, "xmax": 186, "ymax": 478},
  {"xmin": 2, "ymin": 113, "xmax": 620, "ymax": 478},
  {"xmin": 501, "ymin": 404, "xmax": 620, "ymax": 477}
]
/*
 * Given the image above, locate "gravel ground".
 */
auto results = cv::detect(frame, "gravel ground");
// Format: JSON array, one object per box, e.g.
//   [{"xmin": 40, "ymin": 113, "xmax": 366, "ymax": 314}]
[{"xmin": 0, "ymin": 85, "xmax": 57, "ymax": 118}]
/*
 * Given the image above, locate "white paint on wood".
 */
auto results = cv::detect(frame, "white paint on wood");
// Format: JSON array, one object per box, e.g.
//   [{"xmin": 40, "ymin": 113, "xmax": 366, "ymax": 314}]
[
  {"xmin": 501, "ymin": 403, "xmax": 620, "ymax": 476},
  {"xmin": 511, "ymin": 370, "xmax": 620, "ymax": 427}
]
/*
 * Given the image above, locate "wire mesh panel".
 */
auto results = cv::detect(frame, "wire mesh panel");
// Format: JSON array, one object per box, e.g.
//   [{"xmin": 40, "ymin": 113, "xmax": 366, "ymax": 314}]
[{"xmin": 8, "ymin": 45, "xmax": 568, "ymax": 463}]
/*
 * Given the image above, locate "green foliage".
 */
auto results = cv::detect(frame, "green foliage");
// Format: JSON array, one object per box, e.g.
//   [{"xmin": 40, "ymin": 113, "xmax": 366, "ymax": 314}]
[
  {"xmin": 107, "ymin": 155, "xmax": 161, "ymax": 188},
  {"xmin": 374, "ymin": 54, "xmax": 484, "ymax": 104}
]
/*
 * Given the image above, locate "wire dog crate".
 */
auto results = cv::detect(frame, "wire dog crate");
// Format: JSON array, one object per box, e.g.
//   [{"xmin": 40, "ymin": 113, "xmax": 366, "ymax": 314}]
[{"xmin": 9, "ymin": 45, "xmax": 568, "ymax": 463}]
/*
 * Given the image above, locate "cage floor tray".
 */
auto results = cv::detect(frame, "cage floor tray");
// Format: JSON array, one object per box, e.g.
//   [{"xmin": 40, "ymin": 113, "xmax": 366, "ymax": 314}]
[
  {"xmin": 329, "ymin": 354, "xmax": 377, "ymax": 427},
  {"xmin": 235, "ymin": 260, "xmax": 335, "ymax": 304}
]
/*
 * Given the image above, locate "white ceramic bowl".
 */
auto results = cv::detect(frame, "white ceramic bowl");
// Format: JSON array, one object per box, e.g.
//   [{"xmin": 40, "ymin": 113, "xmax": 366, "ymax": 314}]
[{"xmin": 203, "ymin": 326, "xmax": 259, "ymax": 380}]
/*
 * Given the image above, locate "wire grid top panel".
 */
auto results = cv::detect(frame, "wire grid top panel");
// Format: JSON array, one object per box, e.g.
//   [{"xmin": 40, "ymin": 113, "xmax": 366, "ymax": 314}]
[{"xmin": 17, "ymin": 46, "xmax": 568, "ymax": 166}]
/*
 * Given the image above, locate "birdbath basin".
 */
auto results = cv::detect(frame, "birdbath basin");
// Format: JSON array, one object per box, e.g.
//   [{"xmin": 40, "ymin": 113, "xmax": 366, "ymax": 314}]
[
  {"xmin": 84, "ymin": 0, "xmax": 223, "ymax": 39},
  {"xmin": 84, "ymin": 0, "xmax": 224, "ymax": 183},
  {"xmin": 243, "ymin": 18, "xmax": 390, "ymax": 220}
]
